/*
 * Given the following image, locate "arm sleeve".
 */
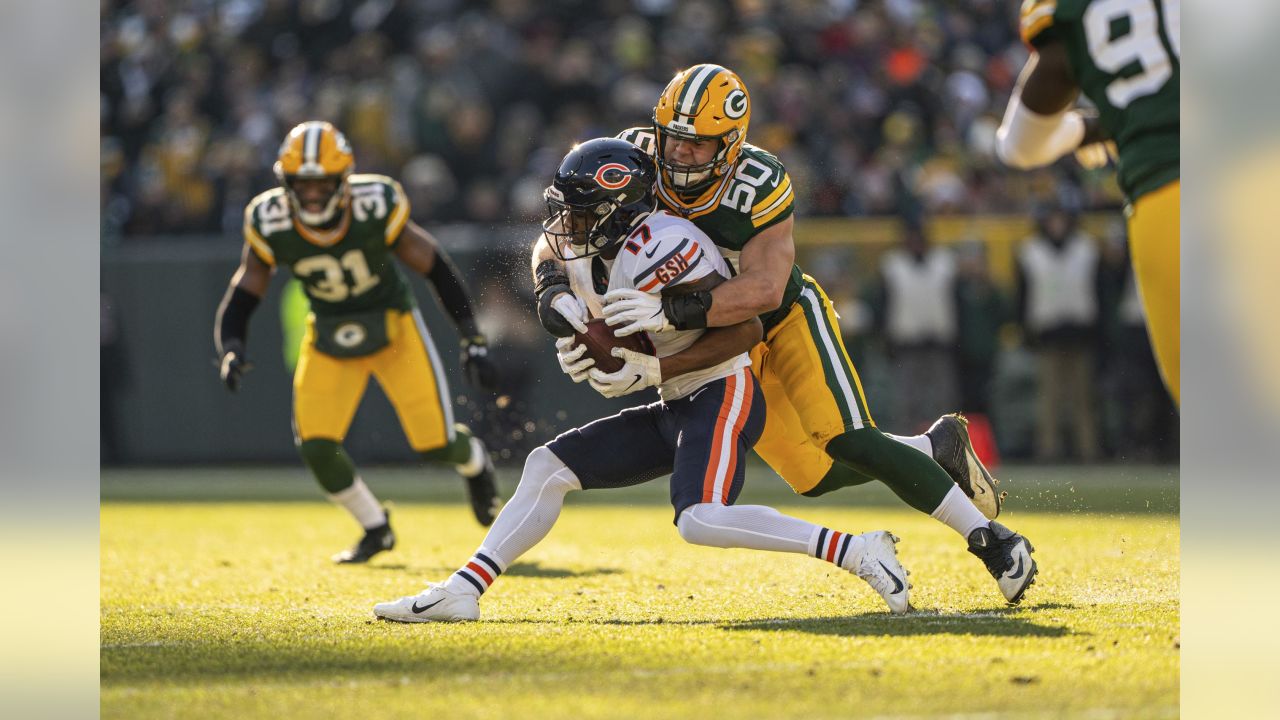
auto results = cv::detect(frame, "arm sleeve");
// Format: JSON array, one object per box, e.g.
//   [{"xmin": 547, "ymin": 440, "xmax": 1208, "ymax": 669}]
[
  {"xmin": 425, "ymin": 248, "xmax": 480, "ymax": 338},
  {"xmin": 215, "ymin": 285, "xmax": 261, "ymax": 357}
]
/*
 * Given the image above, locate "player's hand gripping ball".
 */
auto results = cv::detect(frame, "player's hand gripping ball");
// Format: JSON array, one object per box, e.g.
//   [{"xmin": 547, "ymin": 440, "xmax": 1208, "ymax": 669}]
[{"xmin": 573, "ymin": 318, "xmax": 655, "ymax": 374}]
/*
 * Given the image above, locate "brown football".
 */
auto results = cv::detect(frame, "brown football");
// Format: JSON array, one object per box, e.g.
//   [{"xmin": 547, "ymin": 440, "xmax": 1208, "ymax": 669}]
[{"xmin": 574, "ymin": 318, "xmax": 656, "ymax": 374}]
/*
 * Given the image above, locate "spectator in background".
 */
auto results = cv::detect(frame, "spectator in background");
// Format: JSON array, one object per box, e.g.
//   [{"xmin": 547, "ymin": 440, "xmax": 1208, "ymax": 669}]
[
  {"xmin": 873, "ymin": 218, "xmax": 960, "ymax": 432},
  {"xmin": 953, "ymin": 239, "xmax": 1008, "ymax": 416},
  {"xmin": 1016, "ymin": 201, "xmax": 1101, "ymax": 462}
]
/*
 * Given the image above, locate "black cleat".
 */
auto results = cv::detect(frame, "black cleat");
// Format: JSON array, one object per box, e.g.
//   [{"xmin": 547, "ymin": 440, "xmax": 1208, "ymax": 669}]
[
  {"xmin": 926, "ymin": 413, "xmax": 1005, "ymax": 519},
  {"xmin": 967, "ymin": 521, "xmax": 1037, "ymax": 604},
  {"xmin": 464, "ymin": 441, "xmax": 502, "ymax": 527},
  {"xmin": 332, "ymin": 512, "xmax": 395, "ymax": 564}
]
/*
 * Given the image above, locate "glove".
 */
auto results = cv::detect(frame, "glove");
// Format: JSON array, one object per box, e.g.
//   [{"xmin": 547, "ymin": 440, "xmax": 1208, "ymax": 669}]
[
  {"xmin": 537, "ymin": 287, "xmax": 589, "ymax": 337},
  {"xmin": 555, "ymin": 336, "xmax": 595, "ymax": 383},
  {"xmin": 1074, "ymin": 140, "xmax": 1118, "ymax": 170},
  {"xmin": 218, "ymin": 347, "xmax": 253, "ymax": 393},
  {"xmin": 587, "ymin": 347, "xmax": 662, "ymax": 399},
  {"xmin": 602, "ymin": 288, "xmax": 672, "ymax": 337},
  {"xmin": 461, "ymin": 335, "xmax": 499, "ymax": 391}
]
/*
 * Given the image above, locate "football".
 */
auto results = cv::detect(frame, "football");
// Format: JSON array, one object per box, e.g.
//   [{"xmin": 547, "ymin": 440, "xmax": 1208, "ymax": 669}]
[{"xmin": 575, "ymin": 317, "xmax": 655, "ymax": 374}]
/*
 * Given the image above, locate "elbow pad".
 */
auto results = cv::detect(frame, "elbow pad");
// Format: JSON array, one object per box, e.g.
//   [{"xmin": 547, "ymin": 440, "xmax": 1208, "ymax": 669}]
[{"xmin": 996, "ymin": 99, "xmax": 1085, "ymax": 170}]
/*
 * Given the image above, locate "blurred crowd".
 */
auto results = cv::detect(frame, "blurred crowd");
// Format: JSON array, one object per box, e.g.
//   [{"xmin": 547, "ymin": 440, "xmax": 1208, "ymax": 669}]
[
  {"xmin": 101, "ymin": 0, "xmax": 1124, "ymax": 240},
  {"xmin": 101, "ymin": 0, "xmax": 1173, "ymax": 463}
]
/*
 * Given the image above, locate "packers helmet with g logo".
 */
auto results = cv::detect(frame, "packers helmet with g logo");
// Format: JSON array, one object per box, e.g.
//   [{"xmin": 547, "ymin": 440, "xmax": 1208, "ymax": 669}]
[
  {"xmin": 274, "ymin": 121, "xmax": 355, "ymax": 226},
  {"xmin": 652, "ymin": 64, "xmax": 751, "ymax": 192}
]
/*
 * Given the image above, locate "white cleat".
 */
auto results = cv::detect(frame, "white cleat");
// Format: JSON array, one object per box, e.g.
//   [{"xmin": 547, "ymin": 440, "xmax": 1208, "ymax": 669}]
[
  {"xmin": 851, "ymin": 531, "xmax": 911, "ymax": 615},
  {"xmin": 373, "ymin": 582, "xmax": 480, "ymax": 623},
  {"xmin": 926, "ymin": 413, "xmax": 1004, "ymax": 520}
]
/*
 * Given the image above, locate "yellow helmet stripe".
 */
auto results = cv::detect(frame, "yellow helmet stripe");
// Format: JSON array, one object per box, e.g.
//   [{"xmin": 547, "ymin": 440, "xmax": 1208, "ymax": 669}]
[{"xmin": 676, "ymin": 64, "xmax": 726, "ymax": 117}]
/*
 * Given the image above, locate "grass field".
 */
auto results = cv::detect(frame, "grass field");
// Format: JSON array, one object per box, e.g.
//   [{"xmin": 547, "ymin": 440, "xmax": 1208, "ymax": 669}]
[{"xmin": 102, "ymin": 463, "xmax": 1179, "ymax": 719}]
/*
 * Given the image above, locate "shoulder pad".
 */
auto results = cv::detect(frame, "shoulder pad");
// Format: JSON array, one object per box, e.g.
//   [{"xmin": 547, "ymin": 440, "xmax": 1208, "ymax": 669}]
[
  {"xmin": 626, "ymin": 219, "xmax": 712, "ymax": 293},
  {"xmin": 349, "ymin": 174, "xmax": 410, "ymax": 244},
  {"xmin": 1019, "ymin": 0, "xmax": 1058, "ymax": 47},
  {"xmin": 736, "ymin": 145, "xmax": 794, "ymax": 229},
  {"xmin": 243, "ymin": 188, "xmax": 289, "ymax": 265},
  {"xmin": 616, "ymin": 127, "xmax": 657, "ymax": 156}
]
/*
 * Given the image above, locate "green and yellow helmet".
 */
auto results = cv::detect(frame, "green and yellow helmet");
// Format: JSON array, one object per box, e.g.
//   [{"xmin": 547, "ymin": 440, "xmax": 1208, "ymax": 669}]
[
  {"xmin": 652, "ymin": 64, "xmax": 751, "ymax": 192},
  {"xmin": 273, "ymin": 120, "xmax": 355, "ymax": 226}
]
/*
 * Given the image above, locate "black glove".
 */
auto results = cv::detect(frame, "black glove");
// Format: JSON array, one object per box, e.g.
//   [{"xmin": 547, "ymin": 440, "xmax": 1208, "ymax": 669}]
[
  {"xmin": 461, "ymin": 335, "xmax": 499, "ymax": 391},
  {"xmin": 218, "ymin": 343, "xmax": 254, "ymax": 392}
]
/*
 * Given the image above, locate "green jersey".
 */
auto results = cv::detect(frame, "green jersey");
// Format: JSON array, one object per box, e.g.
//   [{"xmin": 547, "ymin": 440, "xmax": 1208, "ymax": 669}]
[
  {"xmin": 618, "ymin": 127, "xmax": 804, "ymax": 331},
  {"xmin": 1021, "ymin": 0, "xmax": 1180, "ymax": 200},
  {"xmin": 243, "ymin": 174, "xmax": 415, "ymax": 316}
]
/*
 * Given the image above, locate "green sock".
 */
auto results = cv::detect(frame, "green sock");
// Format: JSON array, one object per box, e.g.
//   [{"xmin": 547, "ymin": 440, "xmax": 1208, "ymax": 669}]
[
  {"xmin": 801, "ymin": 462, "xmax": 878, "ymax": 497},
  {"xmin": 824, "ymin": 427, "xmax": 952, "ymax": 514},
  {"xmin": 297, "ymin": 438, "xmax": 357, "ymax": 494},
  {"xmin": 419, "ymin": 424, "xmax": 475, "ymax": 466}
]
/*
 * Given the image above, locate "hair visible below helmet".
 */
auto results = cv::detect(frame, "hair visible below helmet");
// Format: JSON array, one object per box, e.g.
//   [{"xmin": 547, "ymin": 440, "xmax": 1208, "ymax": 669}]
[
  {"xmin": 542, "ymin": 138, "xmax": 657, "ymax": 261},
  {"xmin": 652, "ymin": 64, "xmax": 751, "ymax": 192},
  {"xmin": 273, "ymin": 121, "xmax": 355, "ymax": 226}
]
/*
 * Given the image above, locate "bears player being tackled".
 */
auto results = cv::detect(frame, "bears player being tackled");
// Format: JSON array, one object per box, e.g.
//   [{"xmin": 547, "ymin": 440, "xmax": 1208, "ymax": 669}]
[
  {"xmin": 373, "ymin": 138, "xmax": 910, "ymax": 622},
  {"xmin": 533, "ymin": 66, "xmax": 1037, "ymax": 604},
  {"xmin": 214, "ymin": 121, "xmax": 502, "ymax": 564}
]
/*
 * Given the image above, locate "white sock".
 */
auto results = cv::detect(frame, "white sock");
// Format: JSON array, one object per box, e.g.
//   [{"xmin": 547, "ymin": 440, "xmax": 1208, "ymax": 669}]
[
  {"xmin": 888, "ymin": 433, "xmax": 933, "ymax": 457},
  {"xmin": 445, "ymin": 446, "xmax": 580, "ymax": 597},
  {"xmin": 676, "ymin": 503, "xmax": 814, "ymax": 553},
  {"xmin": 457, "ymin": 436, "xmax": 487, "ymax": 478},
  {"xmin": 930, "ymin": 484, "xmax": 990, "ymax": 539},
  {"xmin": 328, "ymin": 478, "xmax": 385, "ymax": 530}
]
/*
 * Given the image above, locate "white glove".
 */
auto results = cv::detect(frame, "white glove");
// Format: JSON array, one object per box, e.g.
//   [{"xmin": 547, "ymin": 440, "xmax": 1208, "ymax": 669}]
[
  {"xmin": 602, "ymin": 288, "xmax": 672, "ymax": 337},
  {"xmin": 550, "ymin": 292, "xmax": 589, "ymax": 334},
  {"xmin": 587, "ymin": 348, "xmax": 662, "ymax": 399},
  {"xmin": 1074, "ymin": 140, "xmax": 1118, "ymax": 170},
  {"xmin": 555, "ymin": 336, "xmax": 594, "ymax": 383}
]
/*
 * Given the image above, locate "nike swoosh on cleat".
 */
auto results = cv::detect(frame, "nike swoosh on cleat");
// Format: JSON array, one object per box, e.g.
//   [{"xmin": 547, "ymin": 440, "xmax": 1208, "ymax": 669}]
[
  {"xmin": 1007, "ymin": 556, "xmax": 1025, "ymax": 580},
  {"xmin": 878, "ymin": 561, "xmax": 905, "ymax": 594},
  {"xmin": 411, "ymin": 598, "xmax": 445, "ymax": 613}
]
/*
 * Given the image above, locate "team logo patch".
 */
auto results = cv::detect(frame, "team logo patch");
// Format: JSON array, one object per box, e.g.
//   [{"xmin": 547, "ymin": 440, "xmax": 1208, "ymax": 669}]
[
  {"xmin": 724, "ymin": 89, "xmax": 747, "ymax": 119},
  {"xmin": 594, "ymin": 163, "xmax": 632, "ymax": 190},
  {"xmin": 333, "ymin": 322, "xmax": 367, "ymax": 349}
]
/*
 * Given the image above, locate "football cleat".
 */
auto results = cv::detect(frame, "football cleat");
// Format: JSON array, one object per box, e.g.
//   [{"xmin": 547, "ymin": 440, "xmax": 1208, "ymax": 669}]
[
  {"xmin": 967, "ymin": 521, "xmax": 1037, "ymax": 604},
  {"xmin": 850, "ymin": 531, "xmax": 911, "ymax": 615},
  {"xmin": 926, "ymin": 413, "xmax": 1005, "ymax": 519},
  {"xmin": 331, "ymin": 512, "xmax": 395, "ymax": 564},
  {"xmin": 374, "ymin": 582, "xmax": 480, "ymax": 623},
  {"xmin": 463, "ymin": 440, "xmax": 502, "ymax": 527}
]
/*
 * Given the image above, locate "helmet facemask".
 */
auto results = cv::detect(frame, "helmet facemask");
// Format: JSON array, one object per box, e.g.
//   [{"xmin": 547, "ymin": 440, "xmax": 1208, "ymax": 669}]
[
  {"xmin": 278, "ymin": 169, "xmax": 351, "ymax": 227},
  {"xmin": 542, "ymin": 190, "xmax": 624, "ymax": 261},
  {"xmin": 653, "ymin": 122, "xmax": 739, "ymax": 193}
]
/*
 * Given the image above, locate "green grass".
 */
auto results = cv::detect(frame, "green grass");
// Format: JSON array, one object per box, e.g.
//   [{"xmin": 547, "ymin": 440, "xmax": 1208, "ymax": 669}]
[{"xmin": 102, "ymin": 463, "xmax": 1179, "ymax": 719}]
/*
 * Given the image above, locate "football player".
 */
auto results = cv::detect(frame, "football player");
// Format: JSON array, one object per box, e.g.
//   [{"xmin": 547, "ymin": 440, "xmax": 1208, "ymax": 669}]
[
  {"xmin": 214, "ymin": 121, "xmax": 502, "ymax": 564},
  {"xmin": 373, "ymin": 139, "xmax": 910, "ymax": 622},
  {"xmin": 998, "ymin": 0, "xmax": 1179, "ymax": 405},
  {"xmin": 533, "ymin": 65, "xmax": 1037, "ymax": 605}
]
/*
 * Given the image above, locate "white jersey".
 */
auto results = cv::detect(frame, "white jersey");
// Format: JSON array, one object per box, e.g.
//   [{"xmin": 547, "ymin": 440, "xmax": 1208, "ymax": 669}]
[{"xmin": 595, "ymin": 211, "xmax": 748, "ymax": 400}]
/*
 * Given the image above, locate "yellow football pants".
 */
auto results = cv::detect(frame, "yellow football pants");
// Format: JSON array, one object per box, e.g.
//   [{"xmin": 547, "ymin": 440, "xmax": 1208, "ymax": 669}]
[
  {"xmin": 750, "ymin": 276, "xmax": 875, "ymax": 494},
  {"xmin": 1128, "ymin": 180, "xmax": 1180, "ymax": 405},
  {"xmin": 293, "ymin": 309, "xmax": 455, "ymax": 451}
]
